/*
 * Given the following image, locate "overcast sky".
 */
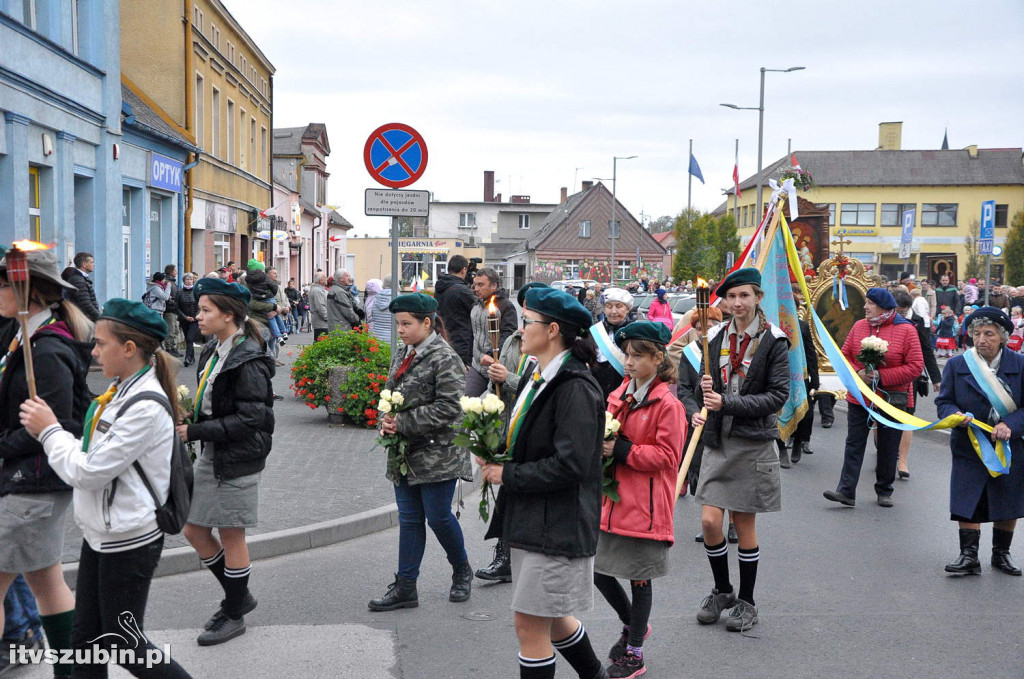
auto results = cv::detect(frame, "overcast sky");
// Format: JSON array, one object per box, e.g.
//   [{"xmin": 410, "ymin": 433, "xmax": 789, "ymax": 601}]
[{"xmin": 227, "ymin": 0, "xmax": 1024, "ymax": 235}]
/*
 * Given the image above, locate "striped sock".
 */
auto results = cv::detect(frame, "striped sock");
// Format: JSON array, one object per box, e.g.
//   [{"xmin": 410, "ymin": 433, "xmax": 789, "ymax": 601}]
[
  {"xmin": 704, "ymin": 540, "xmax": 733, "ymax": 594},
  {"xmin": 201, "ymin": 549, "xmax": 229, "ymax": 589},
  {"xmin": 223, "ymin": 564, "xmax": 252, "ymax": 619},
  {"xmin": 737, "ymin": 545, "xmax": 760, "ymax": 606},
  {"xmin": 518, "ymin": 653, "xmax": 556, "ymax": 679},
  {"xmin": 552, "ymin": 623, "xmax": 601, "ymax": 678}
]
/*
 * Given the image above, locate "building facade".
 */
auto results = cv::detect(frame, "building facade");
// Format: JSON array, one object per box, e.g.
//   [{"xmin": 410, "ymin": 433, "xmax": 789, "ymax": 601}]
[
  {"xmin": 121, "ymin": 0, "xmax": 275, "ymax": 277},
  {"xmin": 722, "ymin": 123, "xmax": 1024, "ymax": 283},
  {"xmin": 345, "ymin": 237, "xmax": 484, "ymax": 291},
  {"xmin": 0, "ymin": 1, "xmax": 124, "ymax": 302}
]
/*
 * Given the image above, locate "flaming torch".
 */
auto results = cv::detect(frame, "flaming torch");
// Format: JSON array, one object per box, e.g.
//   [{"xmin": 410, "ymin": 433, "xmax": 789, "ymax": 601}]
[
  {"xmin": 676, "ymin": 277, "xmax": 711, "ymax": 500},
  {"xmin": 486, "ymin": 296, "xmax": 502, "ymax": 398},
  {"xmin": 6, "ymin": 240, "xmax": 53, "ymax": 399}
]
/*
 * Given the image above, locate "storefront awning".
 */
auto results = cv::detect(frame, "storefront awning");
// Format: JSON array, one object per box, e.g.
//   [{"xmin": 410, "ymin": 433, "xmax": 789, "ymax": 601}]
[{"xmin": 400, "ymin": 247, "xmax": 449, "ymax": 254}]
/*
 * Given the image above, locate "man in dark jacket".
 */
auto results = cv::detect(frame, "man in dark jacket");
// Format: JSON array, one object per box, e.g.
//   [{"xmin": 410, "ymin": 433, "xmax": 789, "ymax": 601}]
[
  {"xmin": 60, "ymin": 252, "xmax": 100, "ymax": 321},
  {"xmin": 162, "ymin": 264, "xmax": 182, "ymax": 356},
  {"xmin": 468, "ymin": 268, "xmax": 517, "ymax": 397},
  {"xmin": 894, "ymin": 289, "xmax": 942, "ymax": 480},
  {"xmin": 435, "ymin": 255, "xmax": 476, "ymax": 367},
  {"xmin": 934, "ymin": 275, "xmax": 961, "ymax": 315}
]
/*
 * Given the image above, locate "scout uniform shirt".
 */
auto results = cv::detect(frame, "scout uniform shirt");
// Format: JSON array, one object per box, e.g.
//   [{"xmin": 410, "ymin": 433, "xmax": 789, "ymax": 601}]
[{"xmin": 719, "ymin": 316, "xmax": 762, "ymax": 438}]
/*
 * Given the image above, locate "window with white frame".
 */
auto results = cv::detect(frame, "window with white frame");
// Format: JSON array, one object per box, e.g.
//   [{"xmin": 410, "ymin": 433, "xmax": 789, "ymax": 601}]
[
  {"xmin": 827, "ymin": 203, "xmax": 836, "ymax": 226},
  {"xmin": 518, "ymin": 214, "xmax": 530, "ymax": 229},
  {"xmin": 458, "ymin": 212, "xmax": 476, "ymax": 228},
  {"xmin": 608, "ymin": 220, "xmax": 620, "ymax": 239},
  {"xmin": 212, "ymin": 25, "xmax": 220, "ymax": 50},
  {"xmin": 211, "ymin": 87, "xmax": 220, "ymax": 158},
  {"xmin": 840, "ymin": 203, "xmax": 876, "ymax": 226},
  {"xmin": 226, "ymin": 100, "xmax": 235, "ymax": 163},
  {"xmin": 238, "ymin": 108, "xmax": 247, "ymax": 170},
  {"xmin": 250, "ymin": 118, "xmax": 257, "ymax": 174},
  {"xmin": 616, "ymin": 260, "xmax": 630, "ymax": 280},
  {"xmin": 213, "ymin": 234, "xmax": 231, "ymax": 269},
  {"xmin": 564, "ymin": 260, "xmax": 580, "ymax": 279},
  {"xmin": 579, "ymin": 220, "xmax": 591, "ymax": 238},
  {"xmin": 194, "ymin": 74, "xmax": 204, "ymax": 150}
]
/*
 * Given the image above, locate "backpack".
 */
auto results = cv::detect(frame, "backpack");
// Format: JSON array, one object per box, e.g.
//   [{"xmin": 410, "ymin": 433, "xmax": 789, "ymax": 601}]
[{"xmin": 114, "ymin": 392, "xmax": 194, "ymax": 534}]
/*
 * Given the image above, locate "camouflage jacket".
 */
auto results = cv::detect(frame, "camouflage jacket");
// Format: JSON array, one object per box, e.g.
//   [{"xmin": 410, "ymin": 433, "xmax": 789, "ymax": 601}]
[{"xmin": 386, "ymin": 332, "xmax": 471, "ymax": 485}]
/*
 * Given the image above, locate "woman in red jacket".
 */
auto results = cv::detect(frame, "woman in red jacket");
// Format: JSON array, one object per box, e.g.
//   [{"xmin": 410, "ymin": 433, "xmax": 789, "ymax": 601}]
[
  {"xmin": 596, "ymin": 321, "xmax": 686, "ymax": 678},
  {"xmin": 824, "ymin": 287, "xmax": 924, "ymax": 508}
]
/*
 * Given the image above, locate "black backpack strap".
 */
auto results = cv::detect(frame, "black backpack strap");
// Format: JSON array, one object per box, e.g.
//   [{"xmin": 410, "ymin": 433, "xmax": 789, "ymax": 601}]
[{"xmin": 114, "ymin": 391, "xmax": 175, "ymax": 508}]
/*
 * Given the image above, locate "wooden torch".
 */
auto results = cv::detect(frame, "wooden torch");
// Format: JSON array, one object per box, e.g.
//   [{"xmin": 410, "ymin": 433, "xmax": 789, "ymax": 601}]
[
  {"xmin": 6, "ymin": 240, "xmax": 52, "ymax": 399},
  {"xmin": 486, "ymin": 295, "xmax": 501, "ymax": 398},
  {"xmin": 675, "ymin": 277, "xmax": 712, "ymax": 500}
]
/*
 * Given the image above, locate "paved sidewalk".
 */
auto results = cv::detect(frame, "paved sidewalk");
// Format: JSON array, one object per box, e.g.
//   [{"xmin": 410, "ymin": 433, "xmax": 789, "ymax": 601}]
[{"xmin": 62, "ymin": 333, "xmax": 390, "ymax": 565}]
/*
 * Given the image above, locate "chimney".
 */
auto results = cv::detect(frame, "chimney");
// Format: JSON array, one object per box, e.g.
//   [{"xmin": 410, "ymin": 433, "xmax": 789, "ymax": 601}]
[
  {"xmin": 560, "ymin": 187, "xmax": 568, "ymax": 203},
  {"xmin": 483, "ymin": 170, "xmax": 495, "ymax": 202},
  {"xmin": 877, "ymin": 122, "xmax": 902, "ymax": 151},
  {"xmin": 965, "ymin": 144, "xmax": 978, "ymax": 158},
  {"xmin": 581, "ymin": 180, "xmax": 593, "ymax": 191}
]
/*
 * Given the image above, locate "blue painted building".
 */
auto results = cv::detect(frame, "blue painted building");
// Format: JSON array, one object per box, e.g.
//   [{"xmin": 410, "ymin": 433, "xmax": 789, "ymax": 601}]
[{"xmin": 0, "ymin": 0, "xmax": 123, "ymax": 303}]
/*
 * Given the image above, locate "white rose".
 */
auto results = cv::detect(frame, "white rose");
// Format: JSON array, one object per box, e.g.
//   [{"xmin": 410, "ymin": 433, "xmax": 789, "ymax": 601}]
[
  {"xmin": 467, "ymin": 398, "xmax": 484, "ymax": 414},
  {"xmin": 610, "ymin": 419, "xmax": 621, "ymax": 434},
  {"xmin": 460, "ymin": 396, "xmax": 472, "ymax": 412},
  {"xmin": 391, "ymin": 391, "xmax": 405, "ymax": 406},
  {"xmin": 377, "ymin": 399, "xmax": 393, "ymax": 414},
  {"xmin": 482, "ymin": 394, "xmax": 503, "ymax": 414},
  {"xmin": 380, "ymin": 389, "xmax": 393, "ymax": 402},
  {"xmin": 177, "ymin": 385, "xmax": 190, "ymax": 400}
]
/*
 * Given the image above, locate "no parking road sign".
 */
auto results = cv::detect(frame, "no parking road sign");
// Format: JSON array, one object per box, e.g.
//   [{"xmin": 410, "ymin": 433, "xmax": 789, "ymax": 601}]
[{"xmin": 363, "ymin": 123, "xmax": 428, "ymax": 188}]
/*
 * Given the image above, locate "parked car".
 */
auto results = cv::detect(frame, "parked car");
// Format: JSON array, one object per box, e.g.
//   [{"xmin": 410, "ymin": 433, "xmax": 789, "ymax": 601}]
[
  {"xmin": 670, "ymin": 295, "xmax": 697, "ymax": 325},
  {"xmin": 638, "ymin": 293, "xmax": 692, "ymax": 321},
  {"xmin": 550, "ymin": 279, "xmax": 599, "ymax": 293}
]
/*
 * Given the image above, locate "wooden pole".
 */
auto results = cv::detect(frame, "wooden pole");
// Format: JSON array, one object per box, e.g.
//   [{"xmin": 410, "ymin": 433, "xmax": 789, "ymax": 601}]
[{"xmin": 675, "ymin": 407, "xmax": 706, "ymax": 500}]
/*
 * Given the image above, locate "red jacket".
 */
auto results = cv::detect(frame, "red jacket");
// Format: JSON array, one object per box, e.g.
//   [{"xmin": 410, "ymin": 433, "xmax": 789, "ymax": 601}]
[
  {"xmin": 602, "ymin": 378, "xmax": 686, "ymax": 544},
  {"xmin": 841, "ymin": 314, "xmax": 924, "ymax": 409}
]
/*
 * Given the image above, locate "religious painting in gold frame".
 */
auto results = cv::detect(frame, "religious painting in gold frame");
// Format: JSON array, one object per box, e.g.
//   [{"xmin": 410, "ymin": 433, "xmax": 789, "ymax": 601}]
[{"xmin": 803, "ymin": 256, "xmax": 870, "ymax": 373}]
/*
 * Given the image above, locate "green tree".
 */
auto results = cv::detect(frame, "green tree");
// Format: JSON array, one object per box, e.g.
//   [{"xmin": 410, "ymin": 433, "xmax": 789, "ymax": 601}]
[
  {"xmin": 963, "ymin": 217, "xmax": 984, "ymax": 280},
  {"xmin": 671, "ymin": 209, "xmax": 737, "ymax": 282},
  {"xmin": 712, "ymin": 213, "xmax": 740, "ymax": 275},
  {"xmin": 1005, "ymin": 210, "xmax": 1024, "ymax": 285},
  {"xmin": 648, "ymin": 215, "xmax": 674, "ymax": 234}
]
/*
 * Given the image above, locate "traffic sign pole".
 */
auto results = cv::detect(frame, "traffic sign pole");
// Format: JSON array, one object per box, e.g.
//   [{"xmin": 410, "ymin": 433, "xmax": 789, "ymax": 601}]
[
  {"xmin": 980, "ymin": 200, "xmax": 995, "ymax": 305},
  {"xmin": 391, "ymin": 216, "xmax": 399, "ymax": 352}
]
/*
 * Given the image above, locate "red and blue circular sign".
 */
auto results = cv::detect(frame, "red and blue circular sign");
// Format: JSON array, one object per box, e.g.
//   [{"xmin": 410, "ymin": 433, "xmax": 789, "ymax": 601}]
[{"xmin": 363, "ymin": 123, "xmax": 428, "ymax": 188}]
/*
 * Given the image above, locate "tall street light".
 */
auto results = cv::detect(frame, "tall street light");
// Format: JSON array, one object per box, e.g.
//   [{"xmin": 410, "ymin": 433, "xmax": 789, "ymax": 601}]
[
  {"xmin": 610, "ymin": 155, "xmax": 637, "ymax": 284},
  {"xmin": 721, "ymin": 66, "xmax": 804, "ymax": 224}
]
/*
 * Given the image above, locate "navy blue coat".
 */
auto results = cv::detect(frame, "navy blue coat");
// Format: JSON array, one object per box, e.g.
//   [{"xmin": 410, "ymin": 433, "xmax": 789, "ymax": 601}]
[{"xmin": 935, "ymin": 349, "xmax": 1024, "ymax": 521}]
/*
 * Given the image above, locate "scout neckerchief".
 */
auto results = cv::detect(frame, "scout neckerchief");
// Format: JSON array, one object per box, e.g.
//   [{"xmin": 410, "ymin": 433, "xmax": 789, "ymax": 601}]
[
  {"xmin": 393, "ymin": 349, "xmax": 416, "ymax": 382},
  {"xmin": 81, "ymin": 365, "xmax": 151, "ymax": 451},
  {"xmin": 725, "ymin": 317, "xmax": 760, "ymax": 381},
  {"xmin": 505, "ymin": 353, "xmax": 570, "ymax": 450},
  {"xmin": 0, "ymin": 316, "xmax": 56, "ymax": 379},
  {"xmin": 195, "ymin": 335, "xmax": 245, "ymax": 416}
]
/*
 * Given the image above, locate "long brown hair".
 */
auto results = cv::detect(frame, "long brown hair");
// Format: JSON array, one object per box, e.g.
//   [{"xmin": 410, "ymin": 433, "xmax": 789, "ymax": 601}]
[
  {"xmin": 31, "ymin": 279, "xmax": 93, "ymax": 341},
  {"xmin": 98, "ymin": 319, "xmax": 181, "ymax": 421},
  {"xmin": 621, "ymin": 337, "xmax": 677, "ymax": 385},
  {"xmin": 201, "ymin": 294, "xmax": 267, "ymax": 350}
]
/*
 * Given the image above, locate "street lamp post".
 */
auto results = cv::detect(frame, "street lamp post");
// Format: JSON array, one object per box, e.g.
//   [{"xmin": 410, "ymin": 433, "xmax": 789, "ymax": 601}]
[
  {"xmin": 610, "ymin": 155, "xmax": 637, "ymax": 285},
  {"xmin": 721, "ymin": 66, "xmax": 804, "ymax": 223}
]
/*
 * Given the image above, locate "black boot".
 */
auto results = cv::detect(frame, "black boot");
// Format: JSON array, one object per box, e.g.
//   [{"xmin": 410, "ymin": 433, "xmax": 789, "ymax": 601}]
[
  {"xmin": 450, "ymin": 561, "xmax": 473, "ymax": 602},
  {"xmin": 475, "ymin": 539, "xmax": 512, "ymax": 582},
  {"xmin": 992, "ymin": 528, "xmax": 1022, "ymax": 576},
  {"xmin": 368, "ymin": 575, "xmax": 418, "ymax": 611},
  {"xmin": 791, "ymin": 440, "xmax": 803, "ymax": 464},
  {"xmin": 945, "ymin": 528, "xmax": 982, "ymax": 575}
]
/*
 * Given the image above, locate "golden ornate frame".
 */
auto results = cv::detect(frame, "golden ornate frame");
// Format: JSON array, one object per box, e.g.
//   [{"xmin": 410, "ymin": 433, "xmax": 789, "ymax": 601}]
[{"xmin": 801, "ymin": 257, "xmax": 871, "ymax": 373}]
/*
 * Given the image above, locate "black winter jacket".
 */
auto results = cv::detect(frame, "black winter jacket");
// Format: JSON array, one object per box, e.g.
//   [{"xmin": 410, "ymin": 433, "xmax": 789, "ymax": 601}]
[
  {"xmin": 187, "ymin": 336, "xmax": 275, "ymax": 480},
  {"xmin": 175, "ymin": 286, "xmax": 200, "ymax": 324},
  {"xmin": 0, "ymin": 319, "xmax": 92, "ymax": 496},
  {"xmin": 60, "ymin": 267, "xmax": 100, "ymax": 321},
  {"xmin": 591, "ymin": 318, "xmax": 632, "ymax": 398},
  {"xmin": 694, "ymin": 322, "xmax": 790, "ymax": 449},
  {"xmin": 485, "ymin": 356, "xmax": 604, "ymax": 558},
  {"xmin": 435, "ymin": 273, "xmax": 476, "ymax": 365}
]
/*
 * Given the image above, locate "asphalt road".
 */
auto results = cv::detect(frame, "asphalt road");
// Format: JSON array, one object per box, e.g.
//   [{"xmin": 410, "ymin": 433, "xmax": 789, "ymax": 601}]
[{"xmin": 22, "ymin": 391, "xmax": 1024, "ymax": 679}]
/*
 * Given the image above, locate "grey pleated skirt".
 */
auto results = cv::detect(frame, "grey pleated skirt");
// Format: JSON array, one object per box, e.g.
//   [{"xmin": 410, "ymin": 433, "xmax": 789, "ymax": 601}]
[
  {"xmin": 594, "ymin": 531, "xmax": 670, "ymax": 580},
  {"xmin": 187, "ymin": 453, "xmax": 260, "ymax": 528},
  {"xmin": 0, "ymin": 491, "xmax": 72, "ymax": 572},
  {"xmin": 694, "ymin": 433, "xmax": 782, "ymax": 513},
  {"xmin": 510, "ymin": 548, "xmax": 594, "ymax": 618}
]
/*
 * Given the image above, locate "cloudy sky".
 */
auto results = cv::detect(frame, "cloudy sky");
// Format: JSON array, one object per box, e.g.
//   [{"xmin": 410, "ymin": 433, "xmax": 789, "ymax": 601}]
[{"xmin": 227, "ymin": 0, "xmax": 1024, "ymax": 235}]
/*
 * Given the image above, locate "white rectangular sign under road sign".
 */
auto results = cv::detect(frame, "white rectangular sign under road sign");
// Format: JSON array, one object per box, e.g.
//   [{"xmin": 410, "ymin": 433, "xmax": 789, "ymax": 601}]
[{"xmin": 364, "ymin": 189, "xmax": 430, "ymax": 217}]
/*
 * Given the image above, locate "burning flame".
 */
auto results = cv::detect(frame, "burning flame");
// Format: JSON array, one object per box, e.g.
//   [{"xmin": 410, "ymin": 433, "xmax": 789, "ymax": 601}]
[
  {"xmin": 10, "ymin": 240, "xmax": 53, "ymax": 252},
  {"xmin": 696, "ymin": 277, "xmax": 709, "ymax": 288},
  {"xmin": 486, "ymin": 295, "xmax": 498, "ymax": 315}
]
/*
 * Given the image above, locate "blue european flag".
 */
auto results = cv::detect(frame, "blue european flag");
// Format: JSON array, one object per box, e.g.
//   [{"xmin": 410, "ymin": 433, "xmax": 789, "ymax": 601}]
[{"xmin": 688, "ymin": 153, "xmax": 705, "ymax": 184}]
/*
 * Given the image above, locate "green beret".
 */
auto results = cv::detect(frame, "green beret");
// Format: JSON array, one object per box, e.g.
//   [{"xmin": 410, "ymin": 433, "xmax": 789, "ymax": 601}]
[
  {"xmin": 194, "ymin": 277, "xmax": 252, "ymax": 305},
  {"xmin": 525, "ymin": 287, "xmax": 592, "ymax": 332},
  {"xmin": 99, "ymin": 298, "xmax": 168, "ymax": 342},
  {"xmin": 517, "ymin": 281, "xmax": 549, "ymax": 308},
  {"xmin": 715, "ymin": 267, "xmax": 762, "ymax": 297},
  {"xmin": 615, "ymin": 321, "xmax": 672, "ymax": 347},
  {"xmin": 389, "ymin": 292, "xmax": 438, "ymax": 314}
]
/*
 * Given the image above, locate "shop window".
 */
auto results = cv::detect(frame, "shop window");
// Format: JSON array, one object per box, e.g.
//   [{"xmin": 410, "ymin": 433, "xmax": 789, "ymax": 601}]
[
  {"xmin": 921, "ymin": 203, "xmax": 958, "ymax": 227},
  {"xmin": 213, "ymin": 234, "xmax": 231, "ymax": 269},
  {"xmin": 840, "ymin": 203, "xmax": 875, "ymax": 226}
]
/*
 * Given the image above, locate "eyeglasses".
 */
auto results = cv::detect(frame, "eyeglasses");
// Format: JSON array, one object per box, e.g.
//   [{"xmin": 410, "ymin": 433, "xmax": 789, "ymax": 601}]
[{"xmin": 522, "ymin": 318, "xmax": 551, "ymax": 327}]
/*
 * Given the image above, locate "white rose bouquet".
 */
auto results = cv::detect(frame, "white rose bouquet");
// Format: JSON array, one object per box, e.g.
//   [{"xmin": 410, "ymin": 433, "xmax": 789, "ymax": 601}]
[
  {"xmin": 454, "ymin": 394, "xmax": 509, "ymax": 521},
  {"xmin": 375, "ymin": 390, "xmax": 411, "ymax": 476},
  {"xmin": 857, "ymin": 336, "xmax": 889, "ymax": 373},
  {"xmin": 602, "ymin": 411, "xmax": 622, "ymax": 502},
  {"xmin": 176, "ymin": 384, "xmax": 197, "ymax": 461}
]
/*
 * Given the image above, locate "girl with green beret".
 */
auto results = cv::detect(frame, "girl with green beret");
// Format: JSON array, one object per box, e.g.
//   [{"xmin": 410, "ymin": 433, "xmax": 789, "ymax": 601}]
[
  {"xmin": 177, "ymin": 280, "xmax": 274, "ymax": 646},
  {"xmin": 20, "ymin": 299, "xmax": 192, "ymax": 677},
  {"xmin": 479, "ymin": 287, "xmax": 608, "ymax": 679},
  {"xmin": 368, "ymin": 293, "xmax": 473, "ymax": 612}
]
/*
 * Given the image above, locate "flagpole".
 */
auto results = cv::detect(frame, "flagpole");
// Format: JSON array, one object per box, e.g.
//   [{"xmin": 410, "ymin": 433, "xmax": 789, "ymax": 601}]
[
  {"xmin": 733, "ymin": 139, "xmax": 740, "ymax": 228},
  {"xmin": 687, "ymin": 139, "xmax": 693, "ymax": 214}
]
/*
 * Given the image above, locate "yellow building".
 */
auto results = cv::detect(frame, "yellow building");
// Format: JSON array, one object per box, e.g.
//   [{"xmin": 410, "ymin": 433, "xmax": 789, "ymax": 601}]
[
  {"xmin": 121, "ymin": 0, "xmax": 275, "ymax": 274},
  {"xmin": 345, "ymin": 237, "xmax": 485, "ymax": 290},
  {"xmin": 720, "ymin": 123, "xmax": 1024, "ymax": 282}
]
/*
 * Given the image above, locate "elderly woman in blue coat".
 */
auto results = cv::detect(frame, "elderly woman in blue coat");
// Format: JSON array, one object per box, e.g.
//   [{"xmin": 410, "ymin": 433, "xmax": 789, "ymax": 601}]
[{"xmin": 935, "ymin": 306, "xmax": 1024, "ymax": 576}]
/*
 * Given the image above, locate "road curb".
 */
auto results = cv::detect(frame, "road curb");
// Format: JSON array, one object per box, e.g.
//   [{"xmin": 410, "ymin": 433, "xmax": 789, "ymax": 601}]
[{"xmin": 60, "ymin": 476, "xmax": 480, "ymax": 588}]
